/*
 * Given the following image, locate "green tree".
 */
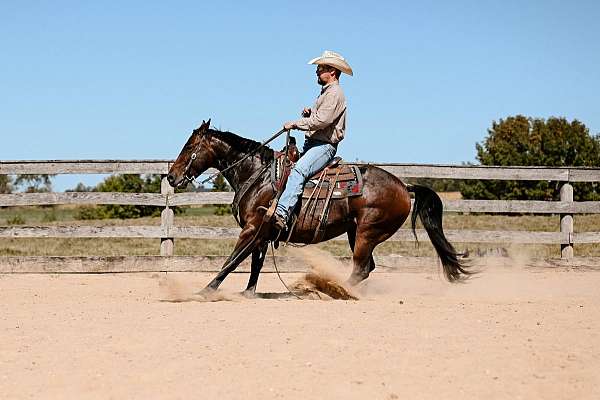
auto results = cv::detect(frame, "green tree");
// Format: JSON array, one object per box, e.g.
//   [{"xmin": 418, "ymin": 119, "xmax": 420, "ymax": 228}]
[
  {"xmin": 14, "ymin": 174, "xmax": 55, "ymax": 193},
  {"xmin": 65, "ymin": 182, "xmax": 94, "ymax": 192},
  {"xmin": 406, "ymin": 177, "xmax": 462, "ymax": 193},
  {"xmin": 461, "ymin": 116, "xmax": 600, "ymax": 201},
  {"xmin": 99, "ymin": 174, "xmax": 167, "ymax": 219},
  {"xmin": 212, "ymin": 174, "xmax": 232, "ymax": 215},
  {"xmin": 76, "ymin": 174, "xmax": 164, "ymax": 220}
]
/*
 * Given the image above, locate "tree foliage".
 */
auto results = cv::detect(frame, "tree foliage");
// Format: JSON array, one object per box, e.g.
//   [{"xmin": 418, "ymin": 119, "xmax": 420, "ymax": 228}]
[
  {"xmin": 212, "ymin": 174, "xmax": 232, "ymax": 215},
  {"xmin": 461, "ymin": 116, "xmax": 600, "ymax": 201},
  {"xmin": 65, "ymin": 182, "xmax": 94, "ymax": 192},
  {"xmin": 14, "ymin": 174, "xmax": 55, "ymax": 193},
  {"xmin": 98, "ymin": 174, "xmax": 164, "ymax": 218},
  {"xmin": 406, "ymin": 177, "xmax": 462, "ymax": 193},
  {"xmin": 0, "ymin": 174, "xmax": 56, "ymax": 194},
  {"xmin": 75, "ymin": 174, "xmax": 165, "ymax": 220}
]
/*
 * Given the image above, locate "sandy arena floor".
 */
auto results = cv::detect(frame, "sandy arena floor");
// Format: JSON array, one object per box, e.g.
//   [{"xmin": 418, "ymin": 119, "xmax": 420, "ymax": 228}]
[{"xmin": 1, "ymin": 263, "xmax": 600, "ymax": 399}]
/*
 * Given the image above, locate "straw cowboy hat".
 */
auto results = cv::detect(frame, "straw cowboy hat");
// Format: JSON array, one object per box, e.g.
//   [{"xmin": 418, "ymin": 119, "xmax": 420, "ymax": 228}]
[{"xmin": 308, "ymin": 50, "xmax": 353, "ymax": 76}]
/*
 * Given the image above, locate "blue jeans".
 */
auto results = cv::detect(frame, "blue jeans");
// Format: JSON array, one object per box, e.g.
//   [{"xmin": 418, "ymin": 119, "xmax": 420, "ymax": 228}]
[{"xmin": 276, "ymin": 139, "xmax": 337, "ymax": 220}]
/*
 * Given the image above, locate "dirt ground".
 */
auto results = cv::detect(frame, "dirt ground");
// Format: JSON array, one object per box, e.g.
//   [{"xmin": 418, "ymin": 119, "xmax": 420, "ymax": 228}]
[{"xmin": 1, "ymin": 260, "xmax": 600, "ymax": 399}]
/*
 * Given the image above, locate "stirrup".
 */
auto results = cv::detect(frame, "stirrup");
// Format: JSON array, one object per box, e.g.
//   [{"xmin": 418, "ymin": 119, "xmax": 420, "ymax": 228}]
[
  {"xmin": 262, "ymin": 200, "xmax": 279, "ymax": 223},
  {"xmin": 272, "ymin": 213, "xmax": 287, "ymax": 231}
]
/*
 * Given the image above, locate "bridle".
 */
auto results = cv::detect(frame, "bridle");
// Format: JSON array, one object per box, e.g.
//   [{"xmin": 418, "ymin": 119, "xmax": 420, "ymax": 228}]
[{"xmin": 182, "ymin": 152, "xmax": 198, "ymax": 185}]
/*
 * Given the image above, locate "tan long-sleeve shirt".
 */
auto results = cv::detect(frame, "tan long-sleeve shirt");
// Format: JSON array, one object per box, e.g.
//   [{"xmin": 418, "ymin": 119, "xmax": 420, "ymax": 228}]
[{"xmin": 293, "ymin": 80, "xmax": 346, "ymax": 144}]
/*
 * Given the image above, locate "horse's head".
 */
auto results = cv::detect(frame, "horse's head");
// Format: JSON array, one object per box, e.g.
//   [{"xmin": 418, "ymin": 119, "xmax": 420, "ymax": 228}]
[{"xmin": 167, "ymin": 119, "xmax": 215, "ymax": 188}]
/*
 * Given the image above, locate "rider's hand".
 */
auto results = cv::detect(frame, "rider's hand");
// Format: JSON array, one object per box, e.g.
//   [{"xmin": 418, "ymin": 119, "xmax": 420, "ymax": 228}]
[
  {"xmin": 283, "ymin": 122, "xmax": 296, "ymax": 130},
  {"xmin": 301, "ymin": 107, "xmax": 311, "ymax": 117}
]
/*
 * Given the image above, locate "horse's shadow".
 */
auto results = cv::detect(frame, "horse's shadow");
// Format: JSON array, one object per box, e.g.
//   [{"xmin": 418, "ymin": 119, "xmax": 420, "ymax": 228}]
[
  {"xmin": 250, "ymin": 292, "xmax": 307, "ymax": 299},
  {"xmin": 159, "ymin": 290, "xmax": 314, "ymax": 303}
]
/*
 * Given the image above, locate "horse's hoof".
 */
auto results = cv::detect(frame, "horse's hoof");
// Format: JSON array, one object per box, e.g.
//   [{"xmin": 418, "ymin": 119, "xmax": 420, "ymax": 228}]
[
  {"xmin": 195, "ymin": 287, "xmax": 216, "ymax": 299},
  {"xmin": 241, "ymin": 290, "xmax": 257, "ymax": 299}
]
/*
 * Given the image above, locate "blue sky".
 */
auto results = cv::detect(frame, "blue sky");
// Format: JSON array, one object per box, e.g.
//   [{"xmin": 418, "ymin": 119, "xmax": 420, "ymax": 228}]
[{"xmin": 1, "ymin": 1, "xmax": 599, "ymax": 190}]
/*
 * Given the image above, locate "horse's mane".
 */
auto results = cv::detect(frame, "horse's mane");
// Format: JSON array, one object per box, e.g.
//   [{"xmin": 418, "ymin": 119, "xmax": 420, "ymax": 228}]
[{"xmin": 208, "ymin": 128, "xmax": 274, "ymax": 163}]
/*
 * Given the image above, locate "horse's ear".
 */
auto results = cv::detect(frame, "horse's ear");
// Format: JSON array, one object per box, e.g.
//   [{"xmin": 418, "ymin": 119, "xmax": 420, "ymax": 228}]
[
  {"xmin": 200, "ymin": 119, "xmax": 210, "ymax": 131},
  {"xmin": 195, "ymin": 119, "xmax": 211, "ymax": 136}
]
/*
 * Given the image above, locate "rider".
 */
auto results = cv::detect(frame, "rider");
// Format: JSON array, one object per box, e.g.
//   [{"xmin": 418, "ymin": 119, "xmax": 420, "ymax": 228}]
[{"xmin": 273, "ymin": 50, "xmax": 353, "ymax": 231}]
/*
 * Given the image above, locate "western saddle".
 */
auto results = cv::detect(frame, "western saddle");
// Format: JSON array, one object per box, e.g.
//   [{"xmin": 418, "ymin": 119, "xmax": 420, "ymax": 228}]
[
  {"xmin": 266, "ymin": 138, "xmax": 363, "ymax": 243},
  {"xmin": 272, "ymin": 140, "xmax": 363, "ymax": 201}
]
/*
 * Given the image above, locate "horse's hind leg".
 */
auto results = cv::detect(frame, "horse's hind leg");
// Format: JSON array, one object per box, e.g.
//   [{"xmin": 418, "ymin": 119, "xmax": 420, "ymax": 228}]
[
  {"xmin": 348, "ymin": 232, "xmax": 378, "ymax": 286},
  {"xmin": 347, "ymin": 224, "xmax": 376, "ymax": 275}
]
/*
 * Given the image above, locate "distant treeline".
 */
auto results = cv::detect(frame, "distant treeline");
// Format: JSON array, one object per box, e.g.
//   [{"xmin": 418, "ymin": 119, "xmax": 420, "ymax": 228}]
[{"xmin": 70, "ymin": 174, "xmax": 227, "ymax": 219}]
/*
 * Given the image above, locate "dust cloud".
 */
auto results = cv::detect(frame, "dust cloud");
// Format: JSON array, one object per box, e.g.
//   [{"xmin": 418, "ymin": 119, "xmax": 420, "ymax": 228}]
[
  {"xmin": 155, "ymin": 244, "xmax": 554, "ymax": 303},
  {"xmin": 158, "ymin": 273, "xmax": 239, "ymax": 302},
  {"xmin": 286, "ymin": 246, "xmax": 358, "ymax": 300}
]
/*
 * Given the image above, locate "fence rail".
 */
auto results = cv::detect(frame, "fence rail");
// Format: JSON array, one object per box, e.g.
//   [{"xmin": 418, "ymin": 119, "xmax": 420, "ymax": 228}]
[
  {"xmin": 3, "ymin": 255, "xmax": 599, "ymax": 274},
  {"xmin": 2, "ymin": 192, "xmax": 600, "ymax": 214},
  {"xmin": 0, "ymin": 226, "xmax": 572, "ymax": 243},
  {"xmin": 1, "ymin": 160, "xmax": 599, "ymax": 269},
  {"xmin": 2, "ymin": 159, "xmax": 600, "ymax": 181}
]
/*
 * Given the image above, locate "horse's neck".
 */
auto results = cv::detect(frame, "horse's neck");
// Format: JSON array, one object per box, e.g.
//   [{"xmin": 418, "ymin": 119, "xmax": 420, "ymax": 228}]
[{"xmin": 214, "ymin": 143, "xmax": 266, "ymax": 193}]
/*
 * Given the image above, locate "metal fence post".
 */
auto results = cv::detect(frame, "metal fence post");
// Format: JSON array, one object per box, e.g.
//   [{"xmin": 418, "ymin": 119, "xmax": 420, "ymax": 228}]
[
  {"xmin": 160, "ymin": 176, "xmax": 174, "ymax": 256},
  {"xmin": 560, "ymin": 183, "xmax": 574, "ymax": 259}
]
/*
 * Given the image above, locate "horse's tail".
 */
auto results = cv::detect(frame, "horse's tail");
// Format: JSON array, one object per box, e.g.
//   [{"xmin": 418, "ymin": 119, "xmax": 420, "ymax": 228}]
[{"xmin": 406, "ymin": 184, "xmax": 472, "ymax": 282}]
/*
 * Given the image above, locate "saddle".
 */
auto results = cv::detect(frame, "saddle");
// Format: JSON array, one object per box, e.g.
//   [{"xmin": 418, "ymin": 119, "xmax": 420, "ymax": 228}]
[
  {"xmin": 302, "ymin": 159, "xmax": 363, "ymax": 199},
  {"xmin": 272, "ymin": 142, "xmax": 364, "ymax": 200},
  {"xmin": 262, "ymin": 140, "xmax": 364, "ymax": 244}
]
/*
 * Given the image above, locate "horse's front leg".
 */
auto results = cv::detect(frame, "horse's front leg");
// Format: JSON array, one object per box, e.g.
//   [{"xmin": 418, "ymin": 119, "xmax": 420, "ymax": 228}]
[
  {"xmin": 243, "ymin": 242, "xmax": 268, "ymax": 297},
  {"xmin": 203, "ymin": 225, "xmax": 261, "ymax": 292}
]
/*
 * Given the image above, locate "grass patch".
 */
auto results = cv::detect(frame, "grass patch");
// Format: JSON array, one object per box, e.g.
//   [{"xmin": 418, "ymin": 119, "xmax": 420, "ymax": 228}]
[{"xmin": 6, "ymin": 215, "xmax": 25, "ymax": 225}]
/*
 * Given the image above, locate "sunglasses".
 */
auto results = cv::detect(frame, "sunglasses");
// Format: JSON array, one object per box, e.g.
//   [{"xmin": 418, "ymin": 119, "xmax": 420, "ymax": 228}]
[{"xmin": 316, "ymin": 66, "xmax": 334, "ymax": 75}]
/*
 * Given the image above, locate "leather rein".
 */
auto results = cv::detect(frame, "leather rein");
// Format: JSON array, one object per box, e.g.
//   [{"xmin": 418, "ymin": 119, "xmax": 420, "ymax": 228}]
[{"xmin": 181, "ymin": 128, "xmax": 288, "ymax": 187}]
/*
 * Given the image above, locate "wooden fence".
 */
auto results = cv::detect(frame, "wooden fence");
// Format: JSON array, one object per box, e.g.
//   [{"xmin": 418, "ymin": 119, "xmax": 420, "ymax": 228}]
[{"xmin": 1, "ymin": 160, "xmax": 599, "ymax": 273}]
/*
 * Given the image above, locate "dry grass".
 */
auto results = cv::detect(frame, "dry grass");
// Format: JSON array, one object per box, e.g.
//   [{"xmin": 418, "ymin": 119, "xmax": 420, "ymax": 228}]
[{"xmin": 0, "ymin": 205, "xmax": 599, "ymax": 257}]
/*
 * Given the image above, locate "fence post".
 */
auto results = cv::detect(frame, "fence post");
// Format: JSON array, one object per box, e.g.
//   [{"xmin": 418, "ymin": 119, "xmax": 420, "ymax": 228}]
[
  {"xmin": 560, "ymin": 183, "xmax": 574, "ymax": 259},
  {"xmin": 160, "ymin": 176, "xmax": 174, "ymax": 256}
]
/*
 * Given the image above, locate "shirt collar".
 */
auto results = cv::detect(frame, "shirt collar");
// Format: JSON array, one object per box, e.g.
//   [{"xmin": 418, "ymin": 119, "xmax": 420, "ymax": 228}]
[{"xmin": 321, "ymin": 80, "xmax": 339, "ymax": 94}]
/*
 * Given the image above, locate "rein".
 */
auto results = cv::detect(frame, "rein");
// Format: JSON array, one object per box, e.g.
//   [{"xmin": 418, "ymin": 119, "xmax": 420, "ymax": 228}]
[{"xmin": 183, "ymin": 128, "xmax": 289, "ymax": 186}]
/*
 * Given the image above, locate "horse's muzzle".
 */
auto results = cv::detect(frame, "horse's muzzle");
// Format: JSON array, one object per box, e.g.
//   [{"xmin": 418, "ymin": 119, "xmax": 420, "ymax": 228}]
[
  {"xmin": 166, "ymin": 173, "xmax": 176, "ymax": 187},
  {"xmin": 167, "ymin": 173, "xmax": 186, "ymax": 188}
]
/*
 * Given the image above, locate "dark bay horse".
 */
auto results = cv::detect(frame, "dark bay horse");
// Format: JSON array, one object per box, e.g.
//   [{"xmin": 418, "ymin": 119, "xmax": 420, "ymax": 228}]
[{"xmin": 167, "ymin": 120, "xmax": 470, "ymax": 295}]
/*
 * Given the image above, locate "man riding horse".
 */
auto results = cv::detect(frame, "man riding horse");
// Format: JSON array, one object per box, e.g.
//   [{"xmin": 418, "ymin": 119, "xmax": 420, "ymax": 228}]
[
  {"xmin": 273, "ymin": 50, "xmax": 353, "ymax": 231},
  {"xmin": 166, "ymin": 50, "xmax": 469, "ymax": 295}
]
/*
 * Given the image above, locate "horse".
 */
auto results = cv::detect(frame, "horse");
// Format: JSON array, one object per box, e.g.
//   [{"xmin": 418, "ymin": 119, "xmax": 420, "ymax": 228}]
[{"xmin": 167, "ymin": 120, "xmax": 470, "ymax": 295}]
